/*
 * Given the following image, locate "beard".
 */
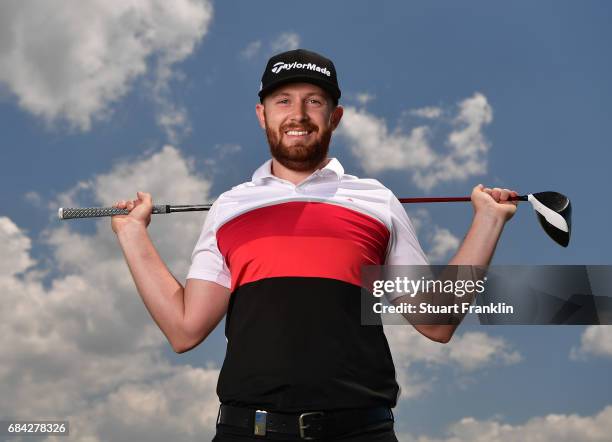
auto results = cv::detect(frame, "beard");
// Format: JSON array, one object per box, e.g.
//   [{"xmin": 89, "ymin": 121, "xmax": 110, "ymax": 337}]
[{"xmin": 265, "ymin": 119, "xmax": 333, "ymax": 172}]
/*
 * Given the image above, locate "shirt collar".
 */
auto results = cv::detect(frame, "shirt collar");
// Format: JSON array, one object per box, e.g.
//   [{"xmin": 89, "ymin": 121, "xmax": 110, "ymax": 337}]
[{"xmin": 251, "ymin": 157, "xmax": 345, "ymax": 185}]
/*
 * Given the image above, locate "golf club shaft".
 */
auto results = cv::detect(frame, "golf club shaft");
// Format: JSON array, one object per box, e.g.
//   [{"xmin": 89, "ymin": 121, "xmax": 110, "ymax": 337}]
[
  {"xmin": 58, "ymin": 196, "xmax": 527, "ymax": 220},
  {"xmin": 399, "ymin": 195, "xmax": 527, "ymax": 203}
]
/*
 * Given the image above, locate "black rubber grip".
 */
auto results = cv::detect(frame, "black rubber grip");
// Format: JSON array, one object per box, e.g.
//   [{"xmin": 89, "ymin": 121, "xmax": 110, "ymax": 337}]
[{"xmin": 59, "ymin": 205, "xmax": 168, "ymax": 220}]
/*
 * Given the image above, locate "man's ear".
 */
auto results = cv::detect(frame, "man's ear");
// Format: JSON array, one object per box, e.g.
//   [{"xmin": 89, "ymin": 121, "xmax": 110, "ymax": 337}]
[
  {"xmin": 330, "ymin": 105, "xmax": 344, "ymax": 131},
  {"xmin": 255, "ymin": 103, "xmax": 266, "ymax": 130}
]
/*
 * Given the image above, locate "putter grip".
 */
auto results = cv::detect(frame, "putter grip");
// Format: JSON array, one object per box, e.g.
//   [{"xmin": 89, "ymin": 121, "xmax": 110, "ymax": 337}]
[{"xmin": 59, "ymin": 205, "xmax": 169, "ymax": 220}]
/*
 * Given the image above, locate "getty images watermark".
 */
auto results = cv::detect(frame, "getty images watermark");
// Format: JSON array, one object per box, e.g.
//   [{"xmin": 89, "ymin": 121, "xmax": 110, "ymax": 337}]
[
  {"xmin": 360, "ymin": 265, "xmax": 612, "ymax": 325},
  {"xmin": 371, "ymin": 274, "xmax": 513, "ymax": 316}
]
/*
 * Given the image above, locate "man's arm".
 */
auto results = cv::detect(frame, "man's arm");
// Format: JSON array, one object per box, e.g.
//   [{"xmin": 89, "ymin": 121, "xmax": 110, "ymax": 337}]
[
  {"xmin": 412, "ymin": 185, "xmax": 518, "ymax": 343},
  {"xmin": 448, "ymin": 185, "xmax": 518, "ymax": 267},
  {"xmin": 113, "ymin": 192, "xmax": 230, "ymax": 353}
]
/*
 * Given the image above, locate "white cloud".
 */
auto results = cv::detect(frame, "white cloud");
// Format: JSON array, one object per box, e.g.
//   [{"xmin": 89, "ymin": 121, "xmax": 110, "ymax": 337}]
[
  {"xmin": 410, "ymin": 106, "xmax": 443, "ymax": 119},
  {"xmin": 0, "ymin": 146, "xmax": 222, "ymax": 441},
  {"xmin": 70, "ymin": 366, "xmax": 220, "ymax": 441},
  {"xmin": 241, "ymin": 32, "xmax": 301, "ymax": 63},
  {"xmin": 398, "ymin": 405, "xmax": 612, "ymax": 442},
  {"xmin": 0, "ymin": 0, "xmax": 212, "ymax": 132},
  {"xmin": 384, "ymin": 326, "xmax": 521, "ymax": 401},
  {"xmin": 428, "ymin": 93, "xmax": 493, "ymax": 189},
  {"xmin": 336, "ymin": 93, "xmax": 493, "ymax": 191},
  {"xmin": 270, "ymin": 32, "xmax": 301, "ymax": 52},
  {"xmin": 338, "ymin": 107, "xmax": 435, "ymax": 174},
  {"xmin": 428, "ymin": 227, "xmax": 461, "ymax": 262},
  {"xmin": 409, "ymin": 208, "xmax": 460, "ymax": 262},
  {"xmin": 355, "ymin": 92, "xmax": 376, "ymax": 106},
  {"xmin": 214, "ymin": 142, "xmax": 242, "ymax": 155},
  {"xmin": 202, "ymin": 143, "xmax": 243, "ymax": 169},
  {"xmin": 386, "ymin": 327, "xmax": 521, "ymax": 372},
  {"xmin": 0, "ymin": 216, "xmax": 36, "ymax": 275},
  {"xmin": 24, "ymin": 190, "xmax": 43, "ymax": 207},
  {"xmin": 241, "ymin": 40, "xmax": 262, "ymax": 59},
  {"xmin": 407, "ymin": 208, "xmax": 428, "ymax": 233},
  {"xmin": 448, "ymin": 331, "xmax": 522, "ymax": 370},
  {"xmin": 570, "ymin": 325, "xmax": 612, "ymax": 360},
  {"xmin": 155, "ymin": 103, "xmax": 192, "ymax": 145}
]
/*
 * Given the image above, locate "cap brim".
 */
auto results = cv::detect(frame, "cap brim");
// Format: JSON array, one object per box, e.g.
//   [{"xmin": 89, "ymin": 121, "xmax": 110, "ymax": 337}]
[{"xmin": 259, "ymin": 75, "xmax": 340, "ymax": 102}]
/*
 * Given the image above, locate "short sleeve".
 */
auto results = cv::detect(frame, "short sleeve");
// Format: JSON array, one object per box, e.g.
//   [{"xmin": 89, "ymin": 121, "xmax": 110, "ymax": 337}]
[
  {"xmin": 186, "ymin": 200, "xmax": 231, "ymax": 289},
  {"xmin": 385, "ymin": 193, "xmax": 429, "ymax": 266}
]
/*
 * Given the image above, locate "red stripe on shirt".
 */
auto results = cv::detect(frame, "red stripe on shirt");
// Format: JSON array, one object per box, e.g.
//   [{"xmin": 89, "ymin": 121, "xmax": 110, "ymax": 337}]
[{"xmin": 216, "ymin": 201, "xmax": 390, "ymax": 290}]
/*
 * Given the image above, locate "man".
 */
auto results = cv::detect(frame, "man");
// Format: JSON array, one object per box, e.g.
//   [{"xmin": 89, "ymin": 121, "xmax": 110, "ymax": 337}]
[{"xmin": 111, "ymin": 49, "xmax": 518, "ymax": 441}]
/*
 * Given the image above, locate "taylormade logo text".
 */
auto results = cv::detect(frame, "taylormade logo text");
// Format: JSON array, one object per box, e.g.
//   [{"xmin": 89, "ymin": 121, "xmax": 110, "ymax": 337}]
[{"xmin": 271, "ymin": 61, "xmax": 331, "ymax": 77}]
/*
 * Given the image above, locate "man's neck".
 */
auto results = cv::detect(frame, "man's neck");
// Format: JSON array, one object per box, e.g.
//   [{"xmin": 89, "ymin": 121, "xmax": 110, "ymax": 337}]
[{"xmin": 271, "ymin": 157, "xmax": 330, "ymax": 186}]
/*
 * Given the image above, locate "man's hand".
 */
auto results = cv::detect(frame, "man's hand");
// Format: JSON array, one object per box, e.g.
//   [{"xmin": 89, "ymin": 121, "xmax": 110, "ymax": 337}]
[
  {"xmin": 471, "ymin": 184, "xmax": 518, "ymax": 223},
  {"xmin": 111, "ymin": 191, "xmax": 153, "ymax": 234}
]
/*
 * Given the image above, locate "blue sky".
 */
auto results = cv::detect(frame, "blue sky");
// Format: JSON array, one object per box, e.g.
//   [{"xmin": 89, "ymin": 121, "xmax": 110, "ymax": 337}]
[{"xmin": 1, "ymin": 1, "xmax": 611, "ymax": 441}]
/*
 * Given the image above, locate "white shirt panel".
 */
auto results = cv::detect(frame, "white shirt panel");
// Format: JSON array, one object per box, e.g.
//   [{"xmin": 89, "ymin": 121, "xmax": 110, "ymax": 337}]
[
  {"xmin": 186, "ymin": 199, "xmax": 232, "ymax": 288},
  {"xmin": 386, "ymin": 193, "xmax": 429, "ymax": 266}
]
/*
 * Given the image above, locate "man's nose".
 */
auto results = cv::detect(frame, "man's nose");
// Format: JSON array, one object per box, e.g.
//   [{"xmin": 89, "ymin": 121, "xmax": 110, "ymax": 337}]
[{"xmin": 290, "ymin": 101, "xmax": 308, "ymax": 121}]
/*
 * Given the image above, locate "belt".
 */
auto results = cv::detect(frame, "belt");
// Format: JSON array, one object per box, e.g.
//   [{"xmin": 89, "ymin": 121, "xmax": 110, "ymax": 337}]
[{"xmin": 216, "ymin": 404, "xmax": 394, "ymax": 440}]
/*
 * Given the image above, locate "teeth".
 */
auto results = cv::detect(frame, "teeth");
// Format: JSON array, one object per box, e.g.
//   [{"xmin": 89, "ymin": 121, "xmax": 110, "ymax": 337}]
[{"xmin": 286, "ymin": 130, "xmax": 309, "ymax": 136}]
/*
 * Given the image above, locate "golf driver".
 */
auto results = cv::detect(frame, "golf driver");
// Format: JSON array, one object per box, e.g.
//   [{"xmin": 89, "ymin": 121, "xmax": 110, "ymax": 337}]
[{"xmin": 58, "ymin": 191, "xmax": 572, "ymax": 247}]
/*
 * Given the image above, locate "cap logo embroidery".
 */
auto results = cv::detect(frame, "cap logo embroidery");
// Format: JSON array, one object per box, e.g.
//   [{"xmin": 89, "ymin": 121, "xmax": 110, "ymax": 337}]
[{"xmin": 271, "ymin": 61, "xmax": 331, "ymax": 77}]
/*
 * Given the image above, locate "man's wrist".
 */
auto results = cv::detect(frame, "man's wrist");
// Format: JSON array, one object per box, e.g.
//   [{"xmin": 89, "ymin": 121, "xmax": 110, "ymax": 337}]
[
  {"xmin": 115, "ymin": 219, "xmax": 148, "ymax": 239},
  {"xmin": 473, "ymin": 208, "xmax": 508, "ymax": 226}
]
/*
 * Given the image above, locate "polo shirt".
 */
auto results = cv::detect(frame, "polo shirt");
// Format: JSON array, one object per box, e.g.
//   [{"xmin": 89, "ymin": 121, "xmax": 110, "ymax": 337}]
[{"xmin": 186, "ymin": 157, "xmax": 428, "ymax": 412}]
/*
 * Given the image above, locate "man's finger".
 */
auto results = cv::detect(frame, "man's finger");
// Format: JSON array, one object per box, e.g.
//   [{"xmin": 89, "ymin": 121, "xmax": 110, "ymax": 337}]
[
  {"xmin": 491, "ymin": 188, "xmax": 501, "ymax": 202},
  {"xmin": 136, "ymin": 192, "xmax": 153, "ymax": 205},
  {"xmin": 508, "ymin": 190, "xmax": 519, "ymax": 206},
  {"xmin": 499, "ymin": 189, "xmax": 510, "ymax": 202}
]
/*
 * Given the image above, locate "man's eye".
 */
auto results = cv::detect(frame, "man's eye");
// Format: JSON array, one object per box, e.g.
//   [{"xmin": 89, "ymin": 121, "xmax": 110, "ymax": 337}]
[
  {"xmin": 277, "ymin": 99, "xmax": 289, "ymax": 104},
  {"xmin": 309, "ymin": 99, "xmax": 322, "ymax": 104}
]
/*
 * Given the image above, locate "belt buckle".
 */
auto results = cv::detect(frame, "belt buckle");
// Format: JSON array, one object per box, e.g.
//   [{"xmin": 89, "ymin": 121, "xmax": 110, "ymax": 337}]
[
  {"xmin": 254, "ymin": 409, "xmax": 267, "ymax": 436},
  {"xmin": 298, "ymin": 411, "xmax": 325, "ymax": 440}
]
